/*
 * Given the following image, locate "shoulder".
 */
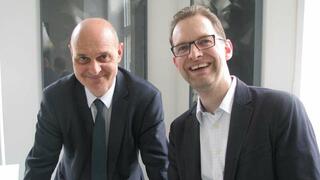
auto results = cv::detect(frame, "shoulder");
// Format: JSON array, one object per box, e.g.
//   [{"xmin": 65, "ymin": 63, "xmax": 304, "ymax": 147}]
[
  {"xmin": 118, "ymin": 67, "xmax": 160, "ymax": 97},
  {"xmin": 235, "ymin": 79, "xmax": 297, "ymax": 109},
  {"xmin": 251, "ymin": 86, "xmax": 293, "ymax": 101},
  {"xmin": 170, "ymin": 105, "xmax": 195, "ymax": 131},
  {"xmin": 42, "ymin": 74, "xmax": 80, "ymax": 101},
  {"xmin": 247, "ymin": 85, "xmax": 299, "ymax": 109},
  {"xmin": 239, "ymin": 81, "xmax": 306, "ymax": 123}
]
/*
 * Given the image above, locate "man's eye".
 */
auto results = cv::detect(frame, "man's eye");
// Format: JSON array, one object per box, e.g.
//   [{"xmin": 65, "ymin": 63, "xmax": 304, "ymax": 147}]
[
  {"xmin": 176, "ymin": 44, "xmax": 189, "ymax": 53},
  {"xmin": 97, "ymin": 53, "xmax": 114, "ymax": 62},
  {"xmin": 97, "ymin": 54, "xmax": 111, "ymax": 62},
  {"xmin": 77, "ymin": 56, "xmax": 90, "ymax": 64},
  {"xmin": 197, "ymin": 38, "xmax": 213, "ymax": 47}
]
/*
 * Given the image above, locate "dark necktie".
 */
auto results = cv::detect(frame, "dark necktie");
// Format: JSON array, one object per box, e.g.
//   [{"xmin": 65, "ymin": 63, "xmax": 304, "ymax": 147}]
[{"xmin": 92, "ymin": 99, "xmax": 107, "ymax": 180}]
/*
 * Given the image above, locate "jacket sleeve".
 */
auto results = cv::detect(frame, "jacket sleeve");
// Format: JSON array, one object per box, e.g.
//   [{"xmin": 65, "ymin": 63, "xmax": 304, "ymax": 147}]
[
  {"xmin": 138, "ymin": 91, "xmax": 169, "ymax": 180},
  {"xmin": 168, "ymin": 120, "xmax": 180, "ymax": 180},
  {"xmin": 24, "ymin": 95, "xmax": 62, "ymax": 180},
  {"xmin": 274, "ymin": 95, "xmax": 320, "ymax": 179}
]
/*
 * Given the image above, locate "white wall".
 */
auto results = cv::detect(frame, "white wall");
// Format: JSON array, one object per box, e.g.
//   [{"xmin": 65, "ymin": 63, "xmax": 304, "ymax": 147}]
[
  {"xmin": 300, "ymin": 0, "xmax": 320, "ymax": 147},
  {"xmin": 0, "ymin": 62, "xmax": 4, "ymax": 165},
  {"xmin": 0, "ymin": 0, "xmax": 42, "ymax": 179},
  {"xmin": 0, "ymin": 0, "xmax": 302, "ymax": 179},
  {"xmin": 148, "ymin": 0, "xmax": 190, "ymax": 132},
  {"xmin": 261, "ymin": 0, "xmax": 298, "ymax": 92}
]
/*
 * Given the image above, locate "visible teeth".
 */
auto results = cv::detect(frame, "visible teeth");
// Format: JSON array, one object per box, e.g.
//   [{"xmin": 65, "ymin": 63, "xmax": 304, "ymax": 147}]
[
  {"xmin": 191, "ymin": 63, "xmax": 208, "ymax": 70},
  {"xmin": 191, "ymin": 66, "xmax": 198, "ymax": 70},
  {"xmin": 198, "ymin": 63, "xmax": 207, "ymax": 68}
]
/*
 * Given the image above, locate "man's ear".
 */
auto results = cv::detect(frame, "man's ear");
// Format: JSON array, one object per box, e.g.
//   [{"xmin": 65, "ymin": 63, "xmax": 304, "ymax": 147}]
[
  {"xmin": 173, "ymin": 57, "xmax": 179, "ymax": 68},
  {"xmin": 68, "ymin": 43, "xmax": 73, "ymax": 57},
  {"xmin": 225, "ymin": 39, "xmax": 233, "ymax": 61},
  {"xmin": 117, "ymin": 42, "xmax": 124, "ymax": 63}
]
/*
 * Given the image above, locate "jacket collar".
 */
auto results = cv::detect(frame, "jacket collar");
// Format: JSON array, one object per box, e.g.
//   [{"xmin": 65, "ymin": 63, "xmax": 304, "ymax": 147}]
[
  {"xmin": 223, "ymin": 78, "xmax": 253, "ymax": 180},
  {"xmin": 185, "ymin": 78, "xmax": 253, "ymax": 180},
  {"xmin": 107, "ymin": 68, "xmax": 129, "ymax": 179}
]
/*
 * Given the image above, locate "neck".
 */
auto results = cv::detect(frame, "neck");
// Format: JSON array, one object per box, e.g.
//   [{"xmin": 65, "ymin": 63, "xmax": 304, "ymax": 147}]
[{"xmin": 198, "ymin": 76, "xmax": 232, "ymax": 113}]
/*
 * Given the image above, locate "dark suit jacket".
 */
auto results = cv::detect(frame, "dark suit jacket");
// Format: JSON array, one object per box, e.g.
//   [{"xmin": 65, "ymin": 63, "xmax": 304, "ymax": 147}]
[
  {"xmin": 168, "ymin": 78, "xmax": 320, "ymax": 180},
  {"xmin": 25, "ymin": 67, "xmax": 168, "ymax": 180}
]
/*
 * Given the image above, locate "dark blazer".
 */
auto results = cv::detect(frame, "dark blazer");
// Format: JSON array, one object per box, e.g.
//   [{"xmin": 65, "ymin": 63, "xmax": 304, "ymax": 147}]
[
  {"xmin": 168, "ymin": 78, "xmax": 320, "ymax": 180},
  {"xmin": 25, "ymin": 67, "xmax": 168, "ymax": 180}
]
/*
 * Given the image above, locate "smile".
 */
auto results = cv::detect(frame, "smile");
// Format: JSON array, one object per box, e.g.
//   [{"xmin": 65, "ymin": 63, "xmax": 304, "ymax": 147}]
[
  {"xmin": 88, "ymin": 75, "xmax": 103, "ymax": 79},
  {"xmin": 190, "ymin": 63, "xmax": 210, "ymax": 71}
]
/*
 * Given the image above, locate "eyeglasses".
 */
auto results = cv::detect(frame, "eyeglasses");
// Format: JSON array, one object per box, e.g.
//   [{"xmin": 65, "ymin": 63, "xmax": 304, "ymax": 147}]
[{"xmin": 171, "ymin": 35, "xmax": 225, "ymax": 57}]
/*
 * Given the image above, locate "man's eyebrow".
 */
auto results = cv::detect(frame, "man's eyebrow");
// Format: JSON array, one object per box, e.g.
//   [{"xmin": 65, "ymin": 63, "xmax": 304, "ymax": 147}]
[
  {"xmin": 98, "ymin": 51, "xmax": 109, "ymax": 55},
  {"xmin": 75, "ymin": 53, "xmax": 87, "ymax": 57},
  {"xmin": 173, "ymin": 41, "xmax": 189, "ymax": 47}
]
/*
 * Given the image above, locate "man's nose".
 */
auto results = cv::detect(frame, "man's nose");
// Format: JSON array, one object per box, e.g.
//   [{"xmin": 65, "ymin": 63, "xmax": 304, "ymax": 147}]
[
  {"xmin": 188, "ymin": 43, "xmax": 202, "ymax": 60},
  {"xmin": 89, "ymin": 60, "xmax": 101, "ymax": 74}
]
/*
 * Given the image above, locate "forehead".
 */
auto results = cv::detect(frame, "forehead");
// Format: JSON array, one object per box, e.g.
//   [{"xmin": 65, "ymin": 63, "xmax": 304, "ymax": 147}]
[
  {"xmin": 72, "ymin": 29, "xmax": 117, "ymax": 53},
  {"xmin": 172, "ymin": 15, "xmax": 217, "ymax": 45}
]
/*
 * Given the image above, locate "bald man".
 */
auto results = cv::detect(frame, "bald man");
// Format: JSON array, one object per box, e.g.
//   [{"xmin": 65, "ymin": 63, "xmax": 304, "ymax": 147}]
[{"xmin": 24, "ymin": 18, "xmax": 168, "ymax": 180}]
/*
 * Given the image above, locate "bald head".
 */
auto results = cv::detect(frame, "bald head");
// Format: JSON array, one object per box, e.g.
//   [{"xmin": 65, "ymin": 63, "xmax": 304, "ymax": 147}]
[
  {"xmin": 70, "ymin": 18, "xmax": 119, "ymax": 48},
  {"xmin": 69, "ymin": 18, "xmax": 124, "ymax": 97}
]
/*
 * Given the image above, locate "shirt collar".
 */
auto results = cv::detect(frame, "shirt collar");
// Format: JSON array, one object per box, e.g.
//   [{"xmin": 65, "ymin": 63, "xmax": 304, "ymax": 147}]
[
  {"xmin": 85, "ymin": 77, "xmax": 116, "ymax": 109},
  {"xmin": 196, "ymin": 76, "xmax": 237, "ymax": 121},
  {"xmin": 219, "ymin": 75, "xmax": 237, "ymax": 114}
]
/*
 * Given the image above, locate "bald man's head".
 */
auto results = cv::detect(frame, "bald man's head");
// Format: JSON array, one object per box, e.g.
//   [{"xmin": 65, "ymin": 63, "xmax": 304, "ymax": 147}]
[
  {"xmin": 69, "ymin": 18, "xmax": 123, "ymax": 97},
  {"xmin": 70, "ymin": 18, "xmax": 119, "ymax": 48}
]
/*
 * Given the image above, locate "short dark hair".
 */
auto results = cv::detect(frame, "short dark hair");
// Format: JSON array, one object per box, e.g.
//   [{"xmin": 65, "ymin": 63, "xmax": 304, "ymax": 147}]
[{"xmin": 169, "ymin": 5, "xmax": 226, "ymax": 46}]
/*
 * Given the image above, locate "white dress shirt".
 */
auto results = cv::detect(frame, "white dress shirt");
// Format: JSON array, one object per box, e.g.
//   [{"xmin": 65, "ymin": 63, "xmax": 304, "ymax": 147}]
[
  {"xmin": 196, "ymin": 77, "xmax": 236, "ymax": 180},
  {"xmin": 85, "ymin": 78, "xmax": 116, "ymax": 121}
]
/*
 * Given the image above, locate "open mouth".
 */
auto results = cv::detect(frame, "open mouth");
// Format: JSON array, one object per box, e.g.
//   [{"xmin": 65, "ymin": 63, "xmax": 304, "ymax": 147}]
[{"xmin": 190, "ymin": 63, "xmax": 210, "ymax": 71}]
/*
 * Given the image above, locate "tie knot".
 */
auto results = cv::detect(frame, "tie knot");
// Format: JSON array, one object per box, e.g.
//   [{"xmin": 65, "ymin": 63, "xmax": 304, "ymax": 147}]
[{"xmin": 94, "ymin": 99, "xmax": 104, "ymax": 112}]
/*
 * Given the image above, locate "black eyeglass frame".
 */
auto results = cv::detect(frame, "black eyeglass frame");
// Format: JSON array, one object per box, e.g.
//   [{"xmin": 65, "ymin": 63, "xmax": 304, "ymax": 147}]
[{"xmin": 170, "ymin": 34, "xmax": 225, "ymax": 57}]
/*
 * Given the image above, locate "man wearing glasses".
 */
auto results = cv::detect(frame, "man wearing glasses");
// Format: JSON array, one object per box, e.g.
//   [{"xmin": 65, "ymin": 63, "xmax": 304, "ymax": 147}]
[{"xmin": 168, "ymin": 5, "xmax": 320, "ymax": 180}]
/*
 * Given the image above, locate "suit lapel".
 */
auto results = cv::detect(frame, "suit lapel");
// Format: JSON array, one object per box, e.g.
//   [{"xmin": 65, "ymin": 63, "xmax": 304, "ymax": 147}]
[
  {"xmin": 183, "ymin": 107, "xmax": 202, "ymax": 180},
  {"xmin": 74, "ymin": 78, "xmax": 94, "ymax": 137},
  {"xmin": 224, "ymin": 79, "xmax": 253, "ymax": 180},
  {"xmin": 107, "ymin": 70, "xmax": 129, "ymax": 179},
  {"xmin": 73, "ymin": 76, "xmax": 94, "ymax": 178}
]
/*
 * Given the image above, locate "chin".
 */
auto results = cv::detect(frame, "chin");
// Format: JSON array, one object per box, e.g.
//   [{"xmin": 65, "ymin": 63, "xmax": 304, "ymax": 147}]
[
  {"xmin": 91, "ymin": 89, "xmax": 105, "ymax": 97},
  {"xmin": 191, "ymin": 80, "xmax": 212, "ymax": 90}
]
